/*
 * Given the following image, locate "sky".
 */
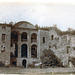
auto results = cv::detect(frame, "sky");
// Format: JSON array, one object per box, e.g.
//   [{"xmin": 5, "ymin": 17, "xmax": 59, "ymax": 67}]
[{"xmin": 0, "ymin": 0, "xmax": 75, "ymax": 31}]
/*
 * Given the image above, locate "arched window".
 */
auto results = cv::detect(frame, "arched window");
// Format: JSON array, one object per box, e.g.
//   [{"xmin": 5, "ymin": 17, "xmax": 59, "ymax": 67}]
[
  {"xmin": 31, "ymin": 44, "xmax": 37, "ymax": 58},
  {"xmin": 31, "ymin": 33, "xmax": 37, "ymax": 42},
  {"xmin": 21, "ymin": 32, "xmax": 27, "ymax": 41},
  {"xmin": 11, "ymin": 31, "xmax": 18, "ymax": 42},
  {"xmin": 21, "ymin": 44, "xmax": 27, "ymax": 57}
]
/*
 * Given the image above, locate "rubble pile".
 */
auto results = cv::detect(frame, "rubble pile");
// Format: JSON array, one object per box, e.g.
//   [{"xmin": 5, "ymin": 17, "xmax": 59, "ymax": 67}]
[{"xmin": 41, "ymin": 49, "xmax": 63, "ymax": 68}]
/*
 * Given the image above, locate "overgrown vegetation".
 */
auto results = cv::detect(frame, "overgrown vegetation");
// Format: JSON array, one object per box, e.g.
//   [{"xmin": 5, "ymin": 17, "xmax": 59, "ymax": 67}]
[
  {"xmin": 41, "ymin": 49, "xmax": 63, "ymax": 68},
  {"xmin": 35, "ymin": 24, "xmax": 75, "ymax": 35}
]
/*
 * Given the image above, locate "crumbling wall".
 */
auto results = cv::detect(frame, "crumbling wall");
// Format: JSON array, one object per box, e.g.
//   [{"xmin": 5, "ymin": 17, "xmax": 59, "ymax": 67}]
[
  {"xmin": 0, "ymin": 25, "xmax": 11, "ymax": 66},
  {"xmin": 49, "ymin": 29, "xmax": 69, "ymax": 66}
]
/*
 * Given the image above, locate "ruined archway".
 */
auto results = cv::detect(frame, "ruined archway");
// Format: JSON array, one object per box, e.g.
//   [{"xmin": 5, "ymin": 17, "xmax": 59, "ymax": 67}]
[
  {"xmin": 21, "ymin": 44, "xmax": 27, "ymax": 57},
  {"xmin": 31, "ymin": 33, "xmax": 37, "ymax": 42},
  {"xmin": 22, "ymin": 59, "xmax": 26, "ymax": 68},
  {"xmin": 31, "ymin": 44, "xmax": 37, "ymax": 58},
  {"xmin": 21, "ymin": 32, "xmax": 27, "ymax": 41}
]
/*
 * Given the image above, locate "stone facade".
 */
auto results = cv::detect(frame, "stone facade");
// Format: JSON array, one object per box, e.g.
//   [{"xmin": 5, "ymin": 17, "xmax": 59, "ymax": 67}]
[
  {"xmin": 0, "ymin": 21, "xmax": 75, "ymax": 67},
  {"xmin": 0, "ymin": 24, "xmax": 11, "ymax": 66}
]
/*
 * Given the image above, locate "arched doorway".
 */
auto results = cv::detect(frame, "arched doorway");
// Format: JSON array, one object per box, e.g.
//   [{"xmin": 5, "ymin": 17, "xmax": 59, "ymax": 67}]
[
  {"xmin": 21, "ymin": 44, "xmax": 27, "ymax": 57},
  {"xmin": 22, "ymin": 59, "xmax": 26, "ymax": 67}
]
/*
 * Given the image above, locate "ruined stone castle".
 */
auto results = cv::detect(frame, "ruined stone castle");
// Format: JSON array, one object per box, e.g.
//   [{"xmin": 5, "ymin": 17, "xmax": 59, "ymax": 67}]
[{"xmin": 0, "ymin": 21, "xmax": 75, "ymax": 67}]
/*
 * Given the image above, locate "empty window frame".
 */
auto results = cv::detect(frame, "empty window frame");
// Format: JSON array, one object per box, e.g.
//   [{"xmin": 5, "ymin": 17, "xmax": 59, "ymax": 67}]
[
  {"xmin": 2, "ymin": 34, "xmax": 5, "ymax": 42},
  {"xmin": 11, "ymin": 31, "xmax": 18, "ymax": 42},
  {"xmin": 21, "ymin": 32, "xmax": 27, "ymax": 41},
  {"xmin": 31, "ymin": 45, "xmax": 37, "ymax": 58},
  {"xmin": 43, "ymin": 37, "xmax": 45, "ymax": 43},
  {"xmin": 31, "ymin": 33, "xmax": 37, "ymax": 42},
  {"xmin": 51, "ymin": 35, "xmax": 54, "ymax": 40}
]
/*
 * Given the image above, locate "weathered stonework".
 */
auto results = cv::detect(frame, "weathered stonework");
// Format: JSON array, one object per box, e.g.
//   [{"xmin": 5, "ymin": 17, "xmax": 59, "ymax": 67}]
[{"xmin": 0, "ymin": 21, "xmax": 74, "ymax": 67}]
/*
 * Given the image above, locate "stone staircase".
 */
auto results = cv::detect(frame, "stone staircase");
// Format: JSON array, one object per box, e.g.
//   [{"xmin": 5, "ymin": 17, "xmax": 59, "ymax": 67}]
[{"xmin": 49, "ymin": 36, "xmax": 69, "ymax": 66}]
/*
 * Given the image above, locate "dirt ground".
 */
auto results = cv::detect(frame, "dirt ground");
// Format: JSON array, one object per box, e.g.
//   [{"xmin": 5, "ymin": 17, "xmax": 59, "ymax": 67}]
[{"xmin": 0, "ymin": 67, "xmax": 75, "ymax": 74}]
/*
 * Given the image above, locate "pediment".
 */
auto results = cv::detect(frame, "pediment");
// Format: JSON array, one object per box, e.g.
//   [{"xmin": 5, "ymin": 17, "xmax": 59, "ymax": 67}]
[{"xmin": 14, "ymin": 21, "xmax": 36, "ymax": 29}]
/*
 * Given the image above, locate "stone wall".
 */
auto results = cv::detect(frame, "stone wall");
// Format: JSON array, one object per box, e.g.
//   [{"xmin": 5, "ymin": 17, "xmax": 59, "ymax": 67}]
[
  {"xmin": 0, "ymin": 22, "xmax": 75, "ymax": 67},
  {"xmin": 0, "ymin": 25, "xmax": 11, "ymax": 66},
  {"xmin": 39, "ymin": 29, "xmax": 49, "ymax": 56}
]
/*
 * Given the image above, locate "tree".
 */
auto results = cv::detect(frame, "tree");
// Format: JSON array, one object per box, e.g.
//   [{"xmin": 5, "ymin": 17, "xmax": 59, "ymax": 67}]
[{"xmin": 35, "ymin": 24, "xmax": 40, "ymax": 29}]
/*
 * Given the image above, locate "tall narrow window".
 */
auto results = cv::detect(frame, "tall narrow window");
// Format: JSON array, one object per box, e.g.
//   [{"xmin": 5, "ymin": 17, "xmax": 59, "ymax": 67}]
[
  {"xmin": 21, "ymin": 44, "xmax": 27, "ymax": 57},
  {"xmin": 11, "ymin": 31, "xmax": 18, "ymax": 42},
  {"xmin": 31, "ymin": 45, "xmax": 37, "ymax": 58},
  {"xmin": 43, "ymin": 37, "xmax": 45, "ymax": 43},
  {"xmin": 67, "ymin": 46, "xmax": 70, "ymax": 54},
  {"xmin": 2, "ymin": 34, "xmax": 5, "ymax": 41},
  {"xmin": 51, "ymin": 35, "xmax": 54, "ymax": 40}
]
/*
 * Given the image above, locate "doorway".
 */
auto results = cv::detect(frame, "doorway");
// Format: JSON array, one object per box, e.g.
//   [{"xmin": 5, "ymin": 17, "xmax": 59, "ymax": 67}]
[{"xmin": 22, "ymin": 59, "xmax": 26, "ymax": 67}]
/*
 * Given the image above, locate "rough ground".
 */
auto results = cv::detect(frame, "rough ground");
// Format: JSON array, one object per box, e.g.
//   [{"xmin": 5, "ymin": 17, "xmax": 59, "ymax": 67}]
[{"xmin": 0, "ymin": 67, "xmax": 75, "ymax": 74}]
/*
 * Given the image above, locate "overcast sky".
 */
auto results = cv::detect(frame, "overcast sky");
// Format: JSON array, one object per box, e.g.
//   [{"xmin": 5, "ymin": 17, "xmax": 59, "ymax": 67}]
[{"xmin": 0, "ymin": 0, "xmax": 75, "ymax": 31}]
